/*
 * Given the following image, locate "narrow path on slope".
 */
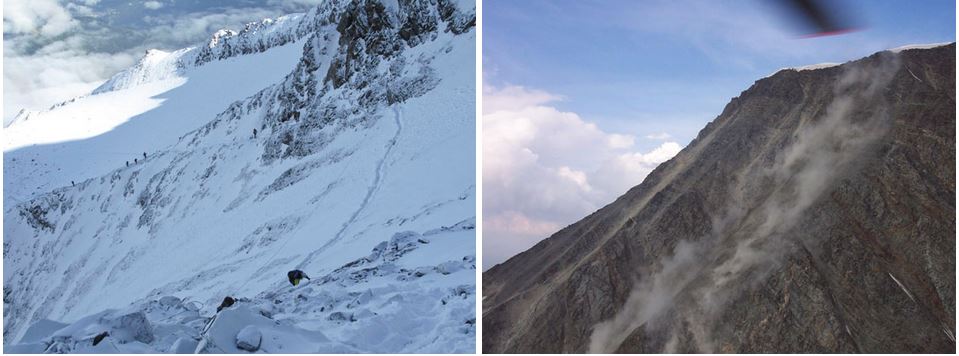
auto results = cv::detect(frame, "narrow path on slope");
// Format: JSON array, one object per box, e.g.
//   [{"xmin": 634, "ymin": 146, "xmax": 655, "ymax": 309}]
[{"xmin": 296, "ymin": 106, "xmax": 403, "ymax": 269}]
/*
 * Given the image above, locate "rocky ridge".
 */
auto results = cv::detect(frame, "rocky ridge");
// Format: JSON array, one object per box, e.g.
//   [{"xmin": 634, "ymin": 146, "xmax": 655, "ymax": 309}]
[{"xmin": 483, "ymin": 44, "xmax": 955, "ymax": 353}]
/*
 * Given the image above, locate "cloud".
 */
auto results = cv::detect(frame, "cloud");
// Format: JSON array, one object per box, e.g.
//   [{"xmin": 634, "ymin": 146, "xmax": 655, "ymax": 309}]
[
  {"xmin": 140, "ymin": 7, "xmax": 282, "ymax": 46},
  {"xmin": 3, "ymin": 1, "xmax": 318, "ymax": 124},
  {"xmin": 482, "ymin": 84, "xmax": 563, "ymax": 113},
  {"xmin": 483, "ymin": 85, "xmax": 682, "ymax": 268},
  {"xmin": 645, "ymin": 132, "xmax": 672, "ymax": 140},
  {"xmin": 143, "ymin": 1, "xmax": 164, "ymax": 11},
  {"xmin": 3, "ymin": 0, "xmax": 77, "ymax": 37},
  {"xmin": 3, "ymin": 49, "xmax": 138, "ymax": 119}
]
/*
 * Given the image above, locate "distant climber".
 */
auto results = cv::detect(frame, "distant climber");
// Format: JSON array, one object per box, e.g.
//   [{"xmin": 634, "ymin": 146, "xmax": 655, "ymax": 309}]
[
  {"xmin": 92, "ymin": 331, "xmax": 109, "ymax": 346},
  {"xmin": 143, "ymin": 152, "xmax": 147, "ymax": 159},
  {"xmin": 71, "ymin": 181, "xmax": 75, "ymax": 186},
  {"xmin": 134, "ymin": 158, "xmax": 138, "ymax": 164},
  {"xmin": 287, "ymin": 270, "xmax": 310, "ymax": 286},
  {"xmin": 253, "ymin": 128, "xmax": 257, "ymax": 138},
  {"xmin": 126, "ymin": 161, "xmax": 129, "ymax": 167},
  {"xmin": 217, "ymin": 296, "xmax": 236, "ymax": 312}
]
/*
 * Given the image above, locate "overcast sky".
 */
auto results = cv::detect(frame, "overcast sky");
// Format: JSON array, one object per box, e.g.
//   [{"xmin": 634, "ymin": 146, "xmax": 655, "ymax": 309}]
[
  {"xmin": 3, "ymin": 0, "xmax": 324, "ymax": 125},
  {"xmin": 483, "ymin": 0, "xmax": 956, "ymax": 269}
]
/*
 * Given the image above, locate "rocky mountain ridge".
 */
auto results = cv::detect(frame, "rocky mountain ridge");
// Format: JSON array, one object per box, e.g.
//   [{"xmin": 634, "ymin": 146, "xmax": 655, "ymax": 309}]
[{"xmin": 483, "ymin": 43, "xmax": 955, "ymax": 353}]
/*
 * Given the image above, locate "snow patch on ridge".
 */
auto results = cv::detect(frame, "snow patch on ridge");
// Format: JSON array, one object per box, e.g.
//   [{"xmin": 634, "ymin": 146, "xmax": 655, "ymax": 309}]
[
  {"xmin": 789, "ymin": 62, "xmax": 842, "ymax": 71},
  {"xmin": 765, "ymin": 42, "xmax": 954, "ymax": 78},
  {"xmin": 92, "ymin": 12, "xmax": 314, "ymax": 95},
  {"xmin": 887, "ymin": 42, "xmax": 952, "ymax": 53},
  {"xmin": 92, "ymin": 49, "xmax": 189, "ymax": 95},
  {"xmin": 766, "ymin": 62, "xmax": 842, "ymax": 78}
]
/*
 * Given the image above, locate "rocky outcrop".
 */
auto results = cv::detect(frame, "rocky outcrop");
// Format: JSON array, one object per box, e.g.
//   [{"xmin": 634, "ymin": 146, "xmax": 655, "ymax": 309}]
[
  {"xmin": 483, "ymin": 44, "xmax": 956, "ymax": 353},
  {"xmin": 184, "ymin": 0, "xmax": 474, "ymax": 164}
]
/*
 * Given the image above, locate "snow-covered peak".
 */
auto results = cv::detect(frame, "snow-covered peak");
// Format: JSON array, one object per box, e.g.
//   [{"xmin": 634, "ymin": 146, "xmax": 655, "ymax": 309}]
[
  {"xmin": 765, "ymin": 42, "xmax": 955, "ymax": 79},
  {"xmin": 887, "ymin": 42, "xmax": 953, "ymax": 53},
  {"xmin": 92, "ymin": 48, "xmax": 190, "ymax": 95},
  {"xmin": 207, "ymin": 29, "xmax": 239, "ymax": 48},
  {"xmin": 93, "ymin": 11, "xmax": 320, "ymax": 95},
  {"xmin": 192, "ymin": 12, "xmax": 321, "ymax": 66},
  {"xmin": 789, "ymin": 62, "xmax": 842, "ymax": 71},
  {"xmin": 765, "ymin": 62, "xmax": 843, "ymax": 78}
]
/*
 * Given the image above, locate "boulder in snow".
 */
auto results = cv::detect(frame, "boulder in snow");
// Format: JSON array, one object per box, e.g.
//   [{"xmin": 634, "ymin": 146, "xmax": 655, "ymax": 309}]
[
  {"xmin": 107, "ymin": 311, "xmax": 155, "ymax": 344},
  {"xmin": 158, "ymin": 296, "xmax": 181, "ymax": 307},
  {"xmin": 236, "ymin": 325, "xmax": 262, "ymax": 352},
  {"xmin": 436, "ymin": 260, "xmax": 462, "ymax": 275},
  {"xmin": 170, "ymin": 337, "xmax": 198, "ymax": 354}
]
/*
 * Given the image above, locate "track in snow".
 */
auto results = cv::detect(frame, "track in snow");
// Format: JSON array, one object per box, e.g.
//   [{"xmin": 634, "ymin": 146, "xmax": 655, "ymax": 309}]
[{"xmin": 296, "ymin": 106, "xmax": 403, "ymax": 269}]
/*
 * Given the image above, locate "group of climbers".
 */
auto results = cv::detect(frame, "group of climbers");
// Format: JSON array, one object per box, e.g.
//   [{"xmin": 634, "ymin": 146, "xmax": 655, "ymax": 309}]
[{"xmin": 125, "ymin": 152, "xmax": 149, "ymax": 168}]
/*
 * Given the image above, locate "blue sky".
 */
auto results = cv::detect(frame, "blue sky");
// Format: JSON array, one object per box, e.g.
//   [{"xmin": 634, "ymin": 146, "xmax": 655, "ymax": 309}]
[
  {"xmin": 482, "ymin": 0, "xmax": 955, "ymax": 269},
  {"xmin": 484, "ymin": 0, "xmax": 956, "ymax": 151}
]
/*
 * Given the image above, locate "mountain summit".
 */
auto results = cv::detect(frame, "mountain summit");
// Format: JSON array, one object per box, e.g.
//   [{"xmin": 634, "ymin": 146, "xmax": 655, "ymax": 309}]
[
  {"xmin": 4, "ymin": 0, "xmax": 476, "ymax": 353},
  {"xmin": 483, "ymin": 43, "xmax": 955, "ymax": 353}
]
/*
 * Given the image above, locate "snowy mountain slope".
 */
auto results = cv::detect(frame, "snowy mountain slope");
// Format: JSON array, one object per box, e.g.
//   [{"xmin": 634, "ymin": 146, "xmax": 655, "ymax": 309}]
[
  {"xmin": 6, "ymin": 226, "xmax": 475, "ymax": 353},
  {"xmin": 91, "ymin": 9, "xmax": 325, "ymax": 96},
  {"xmin": 4, "ymin": 0, "xmax": 476, "ymax": 352},
  {"xmin": 3, "ymin": 34, "xmax": 306, "ymax": 207}
]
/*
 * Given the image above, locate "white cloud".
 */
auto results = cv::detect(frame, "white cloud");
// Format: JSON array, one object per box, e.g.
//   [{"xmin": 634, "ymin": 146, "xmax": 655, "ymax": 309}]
[
  {"xmin": 483, "ymin": 85, "xmax": 683, "ymax": 268},
  {"xmin": 3, "ymin": 50, "xmax": 138, "ymax": 121},
  {"xmin": 2, "ymin": 2, "xmax": 294, "ymax": 124},
  {"xmin": 143, "ymin": 1, "xmax": 164, "ymax": 10},
  {"xmin": 645, "ymin": 132, "xmax": 672, "ymax": 140},
  {"xmin": 140, "ymin": 7, "xmax": 281, "ymax": 47},
  {"xmin": 64, "ymin": 3, "xmax": 97, "ymax": 17},
  {"xmin": 482, "ymin": 84, "xmax": 562, "ymax": 113},
  {"xmin": 265, "ymin": 0, "xmax": 326, "ymax": 12},
  {"xmin": 3, "ymin": 0, "xmax": 78, "ymax": 37}
]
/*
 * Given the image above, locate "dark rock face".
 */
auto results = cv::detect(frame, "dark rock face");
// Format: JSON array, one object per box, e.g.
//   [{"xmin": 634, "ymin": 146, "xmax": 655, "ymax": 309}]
[{"xmin": 483, "ymin": 44, "xmax": 956, "ymax": 353}]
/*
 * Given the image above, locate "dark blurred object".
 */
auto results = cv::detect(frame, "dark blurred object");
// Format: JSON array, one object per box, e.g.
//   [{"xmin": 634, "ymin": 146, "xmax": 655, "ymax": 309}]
[
  {"xmin": 216, "ymin": 296, "xmax": 235, "ymax": 312},
  {"xmin": 92, "ymin": 331, "xmax": 109, "ymax": 346},
  {"xmin": 776, "ymin": 0, "xmax": 858, "ymax": 37}
]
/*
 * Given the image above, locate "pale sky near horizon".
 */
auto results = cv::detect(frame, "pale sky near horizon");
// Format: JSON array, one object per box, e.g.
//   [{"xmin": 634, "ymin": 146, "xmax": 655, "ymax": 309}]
[{"xmin": 482, "ymin": 0, "xmax": 956, "ymax": 269}]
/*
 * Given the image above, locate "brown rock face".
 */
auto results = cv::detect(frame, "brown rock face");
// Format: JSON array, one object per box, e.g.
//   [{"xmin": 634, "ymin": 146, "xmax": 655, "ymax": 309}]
[{"xmin": 483, "ymin": 44, "xmax": 956, "ymax": 353}]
